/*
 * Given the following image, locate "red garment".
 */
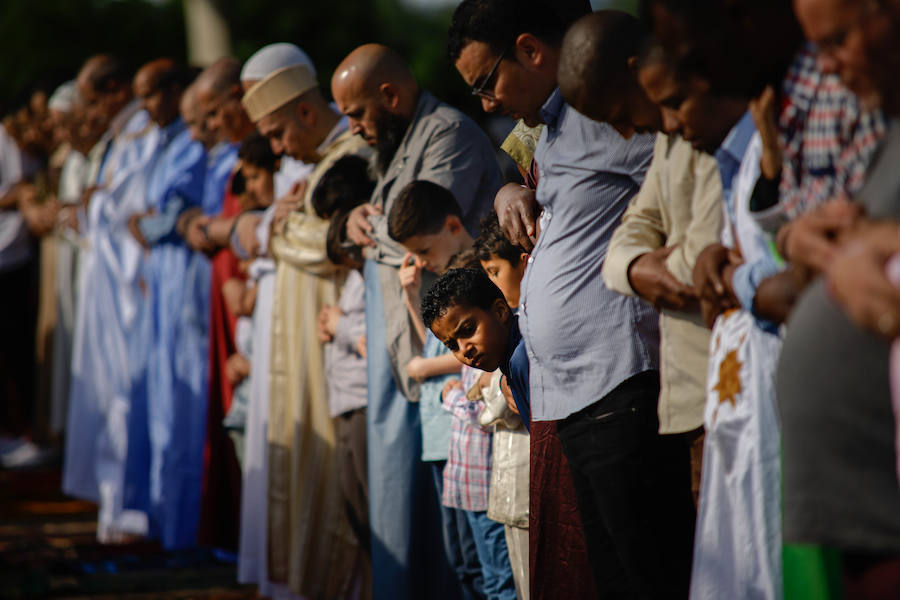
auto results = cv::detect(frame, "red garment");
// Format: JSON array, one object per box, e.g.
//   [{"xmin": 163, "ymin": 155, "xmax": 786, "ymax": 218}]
[
  {"xmin": 197, "ymin": 186, "xmax": 243, "ymax": 550},
  {"xmin": 529, "ymin": 420, "xmax": 596, "ymax": 599}
]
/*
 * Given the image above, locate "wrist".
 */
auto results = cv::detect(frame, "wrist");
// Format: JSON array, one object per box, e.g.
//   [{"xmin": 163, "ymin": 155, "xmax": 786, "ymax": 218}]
[{"xmin": 775, "ymin": 222, "xmax": 793, "ymax": 262}]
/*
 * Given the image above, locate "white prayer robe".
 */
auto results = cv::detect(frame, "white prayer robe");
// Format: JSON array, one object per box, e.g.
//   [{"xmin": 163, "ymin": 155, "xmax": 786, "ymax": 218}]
[
  {"xmin": 238, "ymin": 154, "xmax": 312, "ymax": 599},
  {"xmin": 63, "ymin": 100, "xmax": 159, "ymax": 541}
]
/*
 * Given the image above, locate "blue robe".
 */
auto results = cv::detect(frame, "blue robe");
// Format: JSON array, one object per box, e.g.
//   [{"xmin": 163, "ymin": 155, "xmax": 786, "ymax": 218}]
[
  {"xmin": 125, "ymin": 120, "xmax": 208, "ymax": 549},
  {"xmin": 63, "ymin": 102, "xmax": 159, "ymax": 540}
]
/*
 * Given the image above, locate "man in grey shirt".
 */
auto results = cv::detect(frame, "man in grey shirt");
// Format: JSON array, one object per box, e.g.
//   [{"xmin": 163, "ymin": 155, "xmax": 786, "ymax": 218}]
[
  {"xmin": 333, "ymin": 44, "xmax": 502, "ymax": 600},
  {"xmin": 449, "ymin": 1, "xmax": 695, "ymax": 596},
  {"xmin": 778, "ymin": 0, "xmax": 900, "ymax": 570}
]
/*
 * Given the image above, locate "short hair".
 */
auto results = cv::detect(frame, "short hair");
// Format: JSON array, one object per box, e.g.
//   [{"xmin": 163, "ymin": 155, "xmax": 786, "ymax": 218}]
[
  {"xmin": 387, "ymin": 180, "xmax": 462, "ymax": 243},
  {"xmin": 231, "ymin": 167, "xmax": 246, "ymax": 196},
  {"xmin": 473, "ymin": 211, "xmax": 526, "ymax": 267},
  {"xmin": 639, "ymin": 0, "xmax": 802, "ymax": 98},
  {"xmin": 558, "ymin": 11, "xmax": 647, "ymax": 109},
  {"xmin": 447, "ymin": 0, "xmax": 572, "ymax": 61},
  {"xmin": 311, "ymin": 155, "xmax": 375, "ymax": 220},
  {"xmin": 154, "ymin": 60, "xmax": 192, "ymax": 92},
  {"xmin": 448, "ymin": 247, "xmax": 482, "ymax": 270},
  {"xmin": 421, "ymin": 267, "xmax": 506, "ymax": 330},
  {"xmin": 238, "ymin": 132, "xmax": 277, "ymax": 172}
]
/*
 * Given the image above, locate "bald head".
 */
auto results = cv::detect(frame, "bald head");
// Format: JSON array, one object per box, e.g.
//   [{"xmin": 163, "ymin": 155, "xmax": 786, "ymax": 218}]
[
  {"xmin": 195, "ymin": 57, "xmax": 241, "ymax": 99},
  {"xmin": 332, "ymin": 44, "xmax": 419, "ymax": 152},
  {"xmin": 194, "ymin": 57, "xmax": 253, "ymax": 143},
  {"xmin": 134, "ymin": 58, "xmax": 185, "ymax": 127},
  {"xmin": 558, "ymin": 11, "xmax": 662, "ymax": 136},
  {"xmin": 134, "ymin": 58, "xmax": 177, "ymax": 93},
  {"xmin": 333, "ymin": 44, "xmax": 416, "ymax": 96},
  {"xmin": 77, "ymin": 54, "xmax": 131, "ymax": 96}
]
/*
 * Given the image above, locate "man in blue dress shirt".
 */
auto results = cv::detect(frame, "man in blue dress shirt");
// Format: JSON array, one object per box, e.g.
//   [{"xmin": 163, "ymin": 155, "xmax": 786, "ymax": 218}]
[{"xmin": 449, "ymin": 1, "xmax": 696, "ymax": 596}]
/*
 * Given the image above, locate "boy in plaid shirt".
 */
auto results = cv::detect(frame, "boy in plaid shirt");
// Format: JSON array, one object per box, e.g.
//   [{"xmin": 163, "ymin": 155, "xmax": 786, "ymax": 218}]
[{"xmin": 390, "ymin": 181, "xmax": 516, "ymax": 600}]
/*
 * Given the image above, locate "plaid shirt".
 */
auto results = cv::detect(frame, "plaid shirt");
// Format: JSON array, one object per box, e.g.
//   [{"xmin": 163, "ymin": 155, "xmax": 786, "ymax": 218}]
[
  {"xmin": 778, "ymin": 43, "xmax": 887, "ymax": 219},
  {"xmin": 442, "ymin": 364, "xmax": 493, "ymax": 512}
]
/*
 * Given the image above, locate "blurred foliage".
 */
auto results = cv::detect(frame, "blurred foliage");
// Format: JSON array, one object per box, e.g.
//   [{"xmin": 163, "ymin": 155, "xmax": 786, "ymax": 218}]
[
  {"xmin": 0, "ymin": 0, "xmax": 486, "ymax": 122},
  {"xmin": 221, "ymin": 0, "xmax": 484, "ymax": 118},
  {"xmin": 0, "ymin": 0, "xmax": 186, "ymax": 113}
]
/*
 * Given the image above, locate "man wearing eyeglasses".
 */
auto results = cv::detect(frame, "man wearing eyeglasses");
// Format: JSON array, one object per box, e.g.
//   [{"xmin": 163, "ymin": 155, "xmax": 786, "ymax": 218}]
[
  {"xmin": 448, "ymin": 2, "xmax": 696, "ymax": 599},
  {"xmin": 331, "ymin": 43, "xmax": 503, "ymax": 600}
]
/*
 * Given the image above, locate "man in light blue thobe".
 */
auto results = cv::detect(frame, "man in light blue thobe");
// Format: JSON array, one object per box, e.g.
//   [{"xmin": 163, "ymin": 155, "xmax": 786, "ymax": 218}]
[
  {"xmin": 124, "ymin": 59, "xmax": 208, "ymax": 550},
  {"xmin": 64, "ymin": 54, "xmax": 159, "ymax": 542}
]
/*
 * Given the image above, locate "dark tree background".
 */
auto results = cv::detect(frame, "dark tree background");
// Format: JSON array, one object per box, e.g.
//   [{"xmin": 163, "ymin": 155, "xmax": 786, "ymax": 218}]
[{"xmin": 0, "ymin": 0, "xmax": 483, "ymax": 119}]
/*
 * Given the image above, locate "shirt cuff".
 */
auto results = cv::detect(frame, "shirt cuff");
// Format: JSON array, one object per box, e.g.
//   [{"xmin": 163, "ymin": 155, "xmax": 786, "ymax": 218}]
[
  {"xmin": 138, "ymin": 196, "xmax": 185, "ymax": 245},
  {"xmin": 732, "ymin": 257, "xmax": 781, "ymax": 329},
  {"xmin": 602, "ymin": 245, "xmax": 650, "ymax": 297}
]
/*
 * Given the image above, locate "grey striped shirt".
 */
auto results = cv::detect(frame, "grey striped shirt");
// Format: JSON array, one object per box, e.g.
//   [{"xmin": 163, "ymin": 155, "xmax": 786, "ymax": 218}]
[{"xmin": 520, "ymin": 88, "xmax": 659, "ymax": 421}]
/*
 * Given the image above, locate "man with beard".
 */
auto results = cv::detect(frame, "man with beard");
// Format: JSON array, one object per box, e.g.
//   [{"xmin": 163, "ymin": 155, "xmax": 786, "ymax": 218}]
[
  {"xmin": 332, "ymin": 43, "xmax": 502, "ymax": 600},
  {"xmin": 239, "ymin": 46, "xmax": 370, "ymax": 599},
  {"xmin": 234, "ymin": 43, "xmax": 316, "ymax": 600},
  {"xmin": 775, "ymin": 0, "xmax": 900, "ymax": 594}
]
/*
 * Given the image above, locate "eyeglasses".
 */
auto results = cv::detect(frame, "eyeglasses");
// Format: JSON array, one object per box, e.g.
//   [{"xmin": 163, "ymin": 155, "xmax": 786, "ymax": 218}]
[{"xmin": 471, "ymin": 48, "xmax": 507, "ymax": 100}]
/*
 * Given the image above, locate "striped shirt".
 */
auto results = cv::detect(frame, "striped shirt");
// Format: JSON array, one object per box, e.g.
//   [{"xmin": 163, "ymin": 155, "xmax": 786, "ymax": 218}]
[
  {"xmin": 519, "ymin": 88, "xmax": 658, "ymax": 421},
  {"xmin": 442, "ymin": 364, "xmax": 492, "ymax": 512},
  {"xmin": 778, "ymin": 43, "xmax": 886, "ymax": 219}
]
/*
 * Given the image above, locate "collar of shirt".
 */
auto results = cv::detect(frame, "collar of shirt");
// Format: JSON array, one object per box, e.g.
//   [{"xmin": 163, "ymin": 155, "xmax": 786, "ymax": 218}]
[
  {"xmin": 315, "ymin": 115, "xmax": 349, "ymax": 156},
  {"xmin": 108, "ymin": 99, "xmax": 143, "ymax": 138},
  {"xmin": 538, "ymin": 87, "xmax": 564, "ymax": 129},
  {"xmin": 159, "ymin": 117, "xmax": 186, "ymax": 148},
  {"xmin": 715, "ymin": 110, "xmax": 756, "ymax": 204},
  {"xmin": 500, "ymin": 314, "xmax": 522, "ymax": 378}
]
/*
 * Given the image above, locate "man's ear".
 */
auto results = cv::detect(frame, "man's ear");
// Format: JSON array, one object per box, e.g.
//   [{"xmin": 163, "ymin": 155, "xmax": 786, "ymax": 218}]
[
  {"xmin": 296, "ymin": 101, "xmax": 316, "ymax": 127},
  {"xmin": 445, "ymin": 214, "xmax": 463, "ymax": 234},
  {"xmin": 379, "ymin": 82, "xmax": 400, "ymax": 110},
  {"xmin": 627, "ymin": 56, "xmax": 638, "ymax": 73},
  {"xmin": 514, "ymin": 33, "xmax": 544, "ymax": 68}
]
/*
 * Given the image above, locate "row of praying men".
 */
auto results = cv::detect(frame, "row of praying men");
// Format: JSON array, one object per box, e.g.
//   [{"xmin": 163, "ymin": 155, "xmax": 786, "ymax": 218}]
[{"xmin": 4, "ymin": 0, "xmax": 900, "ymax": 598}]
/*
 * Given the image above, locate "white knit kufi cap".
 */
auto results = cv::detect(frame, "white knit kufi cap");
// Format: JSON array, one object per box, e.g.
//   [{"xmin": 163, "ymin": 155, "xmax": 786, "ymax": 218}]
[
  {"xmin": 242, "ymin": 64, "xmax": 319, "ymax": 122},
  {"xmin": 240, "ymin": 42, "xmax": 317, "ymax": 83},
  {"xmin": 48, "ymin": 80, "xmax": 80, "ymax": 113}
]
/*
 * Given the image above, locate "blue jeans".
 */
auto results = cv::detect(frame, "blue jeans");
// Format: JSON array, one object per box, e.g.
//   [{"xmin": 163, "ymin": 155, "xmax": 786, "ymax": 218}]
[
  {"xmin": 431, "ymin": 461, "xmax": 485, "ymax": 600},
  {"xmin": 464, "ymin": 510, "xmax": 517, "ymax": 600}
]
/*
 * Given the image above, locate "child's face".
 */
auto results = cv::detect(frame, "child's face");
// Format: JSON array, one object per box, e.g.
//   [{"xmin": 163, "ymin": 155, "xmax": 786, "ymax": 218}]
[
  {"xmin": 242, "ymin": 163, "xmax": 274, "ymax": 208},
  {"xmin": 429, "ymin": 298, "xmax": 511, "ymax": 372},
  {"xmin": 402, "ymin": 216, "xmax": 467, "ymax": 275},
  {"xmin": 480, "ymin": 253, "xmax": 527, "ymax": 308}
]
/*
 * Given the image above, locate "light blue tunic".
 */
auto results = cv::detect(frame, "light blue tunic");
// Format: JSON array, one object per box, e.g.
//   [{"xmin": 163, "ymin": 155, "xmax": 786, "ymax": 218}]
[
  {"xmin": 125, "ymin": 119, "xmax": 208, "ymax": 549},
  {"xmin": 63, "ymin": 102, "xmax": 159, "ymax": 539}
]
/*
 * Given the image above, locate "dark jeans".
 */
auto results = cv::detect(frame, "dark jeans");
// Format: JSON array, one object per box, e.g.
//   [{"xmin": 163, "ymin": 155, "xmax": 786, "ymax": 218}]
[{"xmin": 556, "ymin": 370, "xmax": 696, "ymax": 600}]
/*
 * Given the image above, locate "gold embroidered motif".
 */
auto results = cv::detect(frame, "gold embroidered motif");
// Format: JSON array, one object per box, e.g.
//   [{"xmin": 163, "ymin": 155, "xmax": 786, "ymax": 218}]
[{"xmin": 712, "ymin": 334, "xmax": 746, "ymax": 424}]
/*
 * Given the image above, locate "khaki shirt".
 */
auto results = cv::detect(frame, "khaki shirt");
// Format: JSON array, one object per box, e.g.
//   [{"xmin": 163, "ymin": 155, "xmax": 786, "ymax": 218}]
[{"xmin": 602, "ymin": 132, "xmax": 723, "ymax": 433}]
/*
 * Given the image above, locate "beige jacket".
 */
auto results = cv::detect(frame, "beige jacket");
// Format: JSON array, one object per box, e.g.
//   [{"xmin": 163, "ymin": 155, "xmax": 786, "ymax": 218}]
[
  {"xmin": 602, "ymin": 133, "xmax": 723, "ymax": 433},
  {"xmin": 267, "ymin": 127, "xmax": 372, "ymax": 597}
]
